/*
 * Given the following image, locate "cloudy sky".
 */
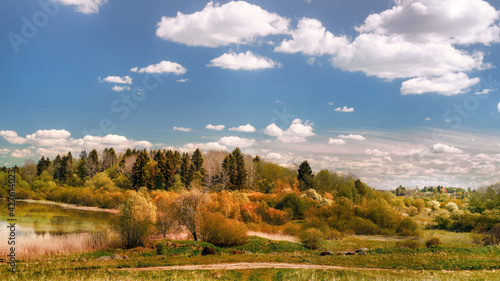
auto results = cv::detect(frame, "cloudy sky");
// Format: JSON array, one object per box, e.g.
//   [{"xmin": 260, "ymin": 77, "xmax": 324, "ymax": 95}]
[{"xmin": 2, "ymin": 0, "xmax": 500, "ymax": 189}]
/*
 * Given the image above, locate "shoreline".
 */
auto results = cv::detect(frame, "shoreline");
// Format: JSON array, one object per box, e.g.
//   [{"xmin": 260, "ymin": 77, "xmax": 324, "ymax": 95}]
[{"xmin": 16, "ymin": 199, "xmax": 119, "ymax": 214}]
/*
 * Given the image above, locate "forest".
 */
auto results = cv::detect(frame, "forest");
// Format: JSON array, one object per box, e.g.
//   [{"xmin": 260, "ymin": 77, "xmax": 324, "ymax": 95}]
[{"xmin": 1, "ymin": 147, "xmax": 499, "ymax": 249}]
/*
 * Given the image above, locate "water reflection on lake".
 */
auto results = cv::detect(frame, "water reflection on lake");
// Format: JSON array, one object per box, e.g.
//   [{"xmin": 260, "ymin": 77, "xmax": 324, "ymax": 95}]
[{"xmin": 0, "ymin": 200, "xmax": 115, "ymax": 236}]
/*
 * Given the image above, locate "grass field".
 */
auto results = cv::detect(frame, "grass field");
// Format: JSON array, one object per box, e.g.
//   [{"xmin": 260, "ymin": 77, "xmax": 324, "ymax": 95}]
[{"xmin": 2, "ymin": 231, "xmax": 499, "ymax": 281}]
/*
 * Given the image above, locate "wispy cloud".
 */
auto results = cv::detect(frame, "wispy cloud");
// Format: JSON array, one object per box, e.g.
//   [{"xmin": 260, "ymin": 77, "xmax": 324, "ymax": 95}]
[{"xmin": 173, "ymin": 126, "xmax": 192, "ymax": 132}]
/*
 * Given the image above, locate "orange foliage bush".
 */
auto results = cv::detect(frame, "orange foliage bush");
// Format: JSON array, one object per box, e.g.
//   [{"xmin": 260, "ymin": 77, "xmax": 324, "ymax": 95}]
[
  {"xmin": 240, "ymin": 202, "xmax": 261, "ymax": 223},
  {"xmin": 246, "ymin": 192, "xmax": 266, "ymax": 202}
]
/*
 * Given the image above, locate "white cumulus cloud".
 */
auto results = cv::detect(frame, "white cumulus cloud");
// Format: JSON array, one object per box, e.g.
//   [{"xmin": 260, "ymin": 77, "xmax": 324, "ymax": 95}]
[
  {"xmin": 335, "ymin": 106, "xmax": 354, "ymax": 112},
  {"xmin": 156, "ymin": 1, "xmax": 290, "ymax": 47},
  {"xmin": 101, "ymin": 75, "xmax": 132, "ymax": 84},
  {"xmin": 53, "ymin": 0, "xmax": 107, "ymax": 14},
  {"xmin": 264, "ymin": 119, "xmax": 315, "ymax": 143},
  {"xmin": 432, "ymin": 143, "xmax": 463, "ymax": 154},
  {"xmin": 208, "ymin": 51, "xmax": 279, "ymax": 70},
  {"xmin": 1, "ymin": 129, "xmax": 153, "ymax": 158},
  {"xmin": 130, "ymin": 60, "xmax": 187, "ymax": 75},
  {"xmin": 365, "ymin": 148, "xmax": 390, "ymax": 157},
  {"xmin": 275, "ymin": 17, "xmax": 349, "ymax": 56},
  {"xmin": 228, "ymin": 124, "xmax": 256, "ymax": 132},
  {"xmin": 338, "ymin": 134, "xmax": 366, "ymax": 141},
  {"xmin": 219, "ymin": 136, "xmax": 255, "ymax": 148},
  {"xmin": 173, "ymin": 127, "xmax": 192, "ymax": 132},
  {"xmin": 206, "ymin": 124, "xmax": 225, "ymax": 131},
  {"xmin": 356, "ymin": 0, "xmax": 500, "ymax": 45},
  {"xmin": 331, "ymin": 34, "xmax": 486, "ymax": 81},
  {"xmin": 112, "ymin": 85, "xmax": 130, "ymax": 92},
  {"xmin": 401, "ymin": 72, "xmax": 480, "ymax": 96},
  {"xmin": 11, "ymin": 149, "xmax": 33, "ymax": 158},
  {"xmin": 0, "ymin": 130, "xmax": 26, "ymax": 144},
  {"xmin": 328, "ymin": 138, "xmax": 345, "ymax": 145},
  {"xmin": 182, "ymin": 142, "xmax": 227, "ymax": 152}
]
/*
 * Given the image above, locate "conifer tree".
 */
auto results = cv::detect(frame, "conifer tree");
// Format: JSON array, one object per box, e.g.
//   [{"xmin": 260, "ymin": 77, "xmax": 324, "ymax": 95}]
[
  {"xmin": 180, "ymin": 153, "xmax": 193, "ymax": 188},
  {"xmin": 297, "ymin": 160, "xmax": 313, "ymax": 191},
  {"xmin": 132, "ymin": 150, "xmax": 150, "ymax": 188}
]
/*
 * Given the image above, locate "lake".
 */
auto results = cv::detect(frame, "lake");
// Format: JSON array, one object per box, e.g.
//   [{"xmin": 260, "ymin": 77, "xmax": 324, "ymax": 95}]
[{"xmin": 0, "ymin": 199, "xmax": 117, "ymax": 257}]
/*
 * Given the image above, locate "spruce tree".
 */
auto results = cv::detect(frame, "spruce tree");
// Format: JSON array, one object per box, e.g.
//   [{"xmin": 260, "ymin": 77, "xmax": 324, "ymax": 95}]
[
  {"xmin": 76, "ymin": 151, "xmax": 87, "ymax": 180},
  {"xmin": 132, "ymin": 150, "xmax": 150, "ymax": 189},
  {"xmin": 232, "ymin": 148, "xmax": 247, "ymax": 190},
  {"xmin": 180, "ymin": 153, "xmax": 193, "ymax": 188},
  {"xmin": 297, "ymin": 160, "xmax": 313, "ymax": 191}
]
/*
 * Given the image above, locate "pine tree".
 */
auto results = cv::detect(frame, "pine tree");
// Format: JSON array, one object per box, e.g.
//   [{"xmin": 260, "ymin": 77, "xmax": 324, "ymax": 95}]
[
  {"xmin": 253, "ymin": 155, "xmax": 261, "ymax": 163},
  {"xmin": 297, "ymin": 160, "xmax": 313, "ymax": 191},
  {"xmin": 62, "ymin": 152, "xmax": 73, "ymax": 182},
  {"xmin": 76, "ymin": 151, "xmax": 87, "ymax": 180},
  {"xmin": 154, "ymin": 150, "xmax": 168, "ymax": 189},
  {"xmin": 132, "ymin": 150, "xmax": 150, "ymax": 189},
  {"xmin": 221, "ymin": 148, "xmax": 247, "ymax": 190},
  {"xmin": 233, "ymin": 148, "xmax": 247, "ymax": 190},
  {"xmin": 53, "ymin": 155, "xmax": 63, "ymax": 182},
  {"xmin": 180, "ymin": 153, "xmax": 193, "ymax": 188},
  {"xmin": 164, "ymin": 150, "xmax": 177, "ymax": 189},
  {"xmin": 191, "ymin": 148, "xmax": 205, "ymax": 175},
  {"xmin": 36, "ymin": 156, "xmax": 51, "ymax": 176}
]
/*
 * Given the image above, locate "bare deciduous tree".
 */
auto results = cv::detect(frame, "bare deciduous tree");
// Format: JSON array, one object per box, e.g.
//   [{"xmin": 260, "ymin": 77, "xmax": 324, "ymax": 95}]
[{"xmin": 172, "ymin": 188, "xmax": 207, "ymax": 241}]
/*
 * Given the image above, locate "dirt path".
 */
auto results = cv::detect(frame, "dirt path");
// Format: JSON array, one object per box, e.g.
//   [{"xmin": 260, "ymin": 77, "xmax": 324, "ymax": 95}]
[
  {"xmin": 19, "ymin": 199, "xmax": 119, "ymax": 214},
  {"xmin": 116, "ymin": 262, "xmax": 385, "ymax": 271},
  {"xmin": 247, "ymin": 231, "xmax": 298, "ymax": 243}
]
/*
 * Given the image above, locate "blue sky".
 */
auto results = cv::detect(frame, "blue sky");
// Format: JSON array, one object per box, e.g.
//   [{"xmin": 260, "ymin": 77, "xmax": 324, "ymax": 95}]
[{"xmin": 2, "ymin": 0, "xmax": 500, "ymax": 189}]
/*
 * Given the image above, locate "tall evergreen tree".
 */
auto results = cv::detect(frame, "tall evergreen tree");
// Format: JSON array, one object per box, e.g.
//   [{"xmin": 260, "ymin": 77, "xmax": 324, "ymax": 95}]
[
  {"xmin": 297, "ymin": 160, "xmax": 313, "ymax": 191},
  {"xmin": 154, "ymin": 150, "xmax": 168, "ymax": 189},
  {"xmin": 173, "ymin": 150, "xmax": 182, "ymax": 174},
  {"xmin": 132, "ymin": 150, "xmax": 150, "ymax": 189},
  {"xmin": 180, "ymin": 152, "xmax": 193, "ymax": 188},
  {"xmin": 221, "ymin": 148, "xmax": 247, "ymax": 190},
  {"xmin": 53, "ymin": 155, "xmax": 63, "ymax": 182},
  {"xmin": 355, "ymin": 179, "xmax": 367, "ymax": 197},
  {"xmin": 191, "ymin": 148, "xmax": 205, "ymax": 175},
  {"xmin": 164, "ymin": 150, "xmax": 177, "ymax": 189},
  {"xmin": 36, "ymin": 156, "xmax": 51, "ymax": 176},
  {"xmin": 222, "ymin": 154, "xmax": 236, "ymax": 190},
  {"xmin": 76, "ymin": 151, "xmax": 87, "ymax": 180},
  {"xmin": 232, "ymin": 148, "xmax": 247, "ymax": 190},
  {"xmin": 62, "ymin": 152, "xmax": 73, "ymax": 182}
]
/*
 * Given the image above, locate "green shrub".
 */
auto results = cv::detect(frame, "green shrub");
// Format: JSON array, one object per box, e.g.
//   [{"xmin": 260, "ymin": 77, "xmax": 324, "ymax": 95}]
[
  {"xmin": 396, "ymin": 239, "xmax": 421, "ymax": 249},
  {"xmin": 116, "ymin": 191, "xmax": 157, "ymax": 248},
  {"xmin": 483, "ymin": 224, "xmax": 500, "ymax": 246},
  {"xmin": 397, "ymin": 217, "xmax": 421, "ymax": 237},
  {"xmin": 349, "ymin": 217, "xmax": 379, "ymax": 235},
  {"xmin": 299, "ymin": 228, "xmax": 323, "ymax": 249},
  {"xmin": 283, "ymin": 222, "xmax": 301, "ymax": 236},
  {"xmin": 425, "ymin": 236, "xmax": 442, "ymax": 248},
  {"xmin": 275, "ymin": 193, "xmax": 308, "ymax": 219},
  {"xmin": 407, "ymin": 206, "xmax": 419, "ymax": 217},
  {"xmin": 199, "ymin": 212, "xmax": 248, "ymax": 247},
  {"xmin": 325, "ymin": 228, "xmax": 342, "ymax": 240}
]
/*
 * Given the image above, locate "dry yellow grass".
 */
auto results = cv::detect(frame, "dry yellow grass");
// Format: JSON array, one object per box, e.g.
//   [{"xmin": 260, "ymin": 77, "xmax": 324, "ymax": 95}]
[{"xmin": 0, "ymin": 230, "xmax": 120, "ymax": 258}]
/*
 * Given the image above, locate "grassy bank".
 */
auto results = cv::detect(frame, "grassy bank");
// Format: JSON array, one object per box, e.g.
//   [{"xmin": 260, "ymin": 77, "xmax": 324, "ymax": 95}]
[{"xmin": 2, "ymin": 233, "xmax": 499, "ymax": 280}]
